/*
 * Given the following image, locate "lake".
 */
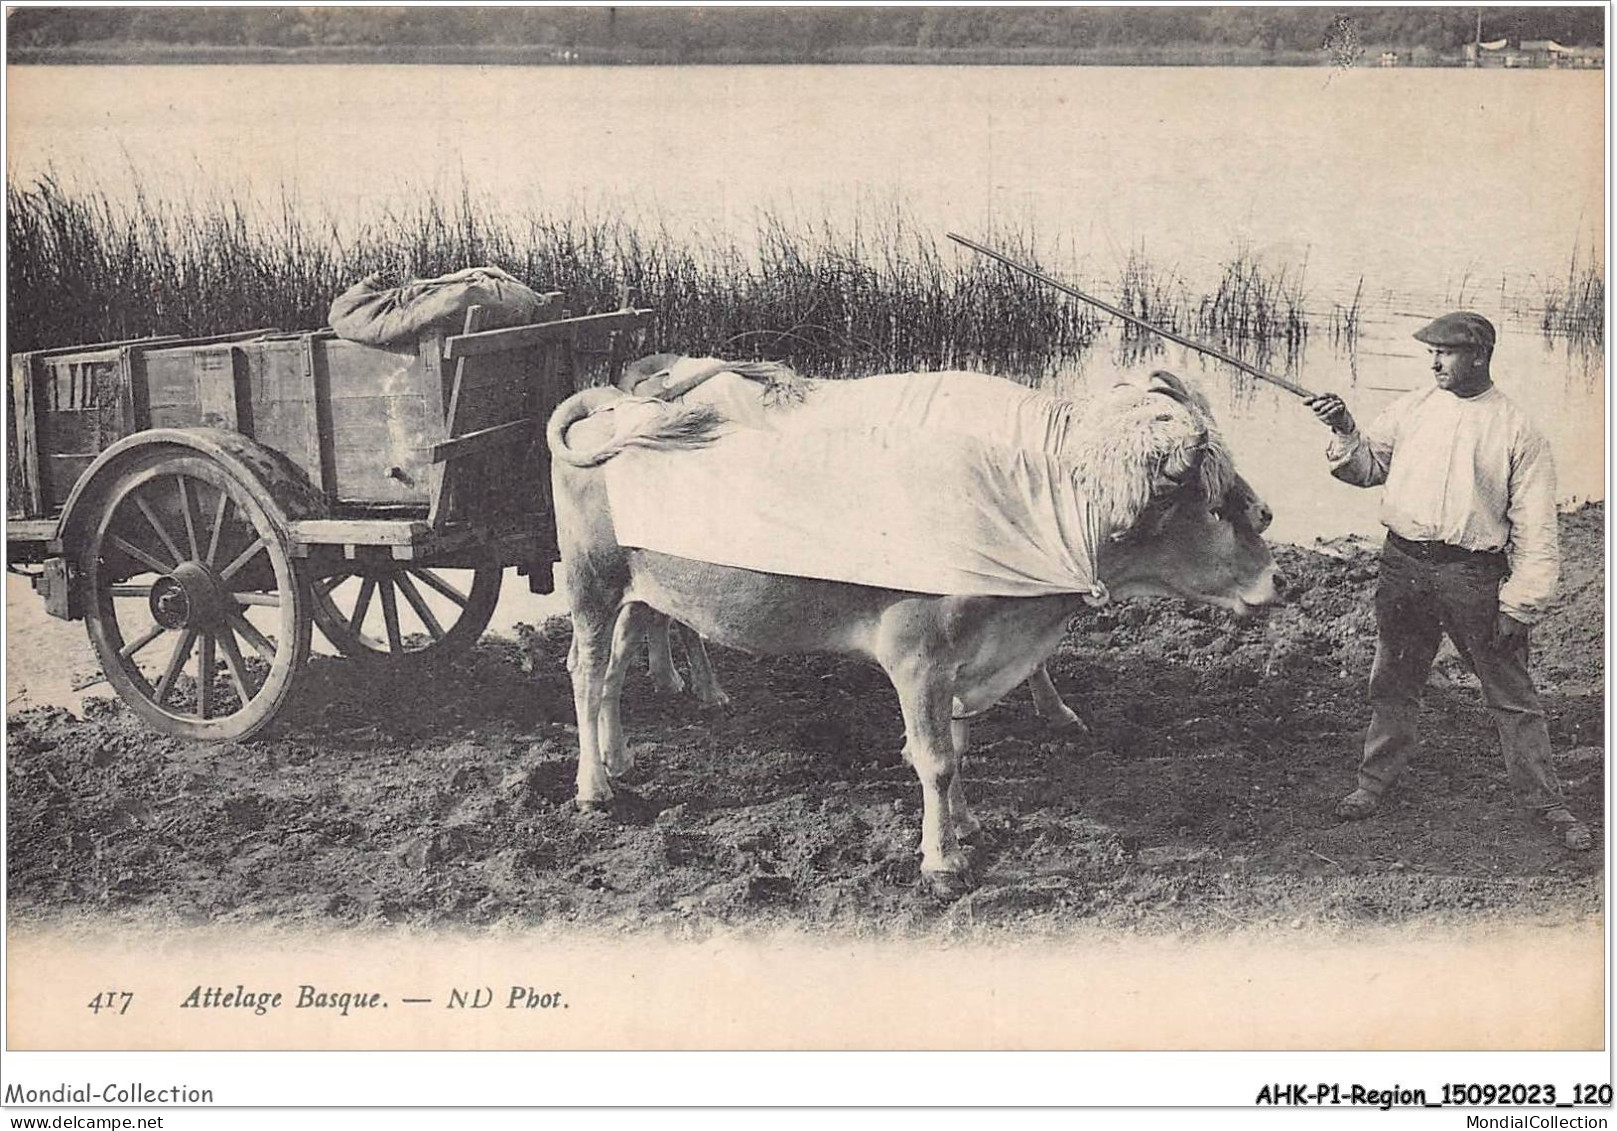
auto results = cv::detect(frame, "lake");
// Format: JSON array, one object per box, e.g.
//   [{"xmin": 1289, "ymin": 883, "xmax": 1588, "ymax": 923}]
[{"xmin": 6, "ymin": 63, "xmax": 1606, "ymax": 544}]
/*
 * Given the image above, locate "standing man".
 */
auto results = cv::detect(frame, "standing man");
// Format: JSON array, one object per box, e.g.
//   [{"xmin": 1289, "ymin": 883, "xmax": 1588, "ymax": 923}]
[{"xmin": 1306, "ymin": 311, "xmax": 1591, "ymax": 851}]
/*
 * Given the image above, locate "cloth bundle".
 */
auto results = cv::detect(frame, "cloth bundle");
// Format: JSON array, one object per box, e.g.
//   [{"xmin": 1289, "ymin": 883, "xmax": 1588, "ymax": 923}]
[{"xmin": 328, "ymin": 266, "xmax": 548, "ymax": 347}]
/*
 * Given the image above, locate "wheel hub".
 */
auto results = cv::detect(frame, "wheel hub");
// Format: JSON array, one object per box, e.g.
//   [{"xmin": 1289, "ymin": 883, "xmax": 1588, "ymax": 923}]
[{"xmin": 149, "ymin": 562, "xmax": 233, "ymax": 630}]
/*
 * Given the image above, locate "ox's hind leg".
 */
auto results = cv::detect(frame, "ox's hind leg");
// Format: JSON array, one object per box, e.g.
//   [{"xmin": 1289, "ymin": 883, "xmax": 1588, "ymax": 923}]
[
  {"xmin": 645, "ymin": 613, "xmax": 686, "ymax": 695},
  {"xmin": 601, "ymin": 603, "xmax": 654, "ymax": 780},
  {"xmin": 1028, "ymin": 665, "xmax": 1087, "ymax": 733},
  {"xmin": 680, "ymin": 625, "xmax": 731, "ymax": 708},
  {"xmin": 569, "ymin": 608, "xmax": 616, "ymax": 808}
]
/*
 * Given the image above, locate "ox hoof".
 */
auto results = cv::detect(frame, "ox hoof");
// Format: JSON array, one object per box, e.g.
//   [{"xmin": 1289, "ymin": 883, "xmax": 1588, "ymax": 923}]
[
  {"xmin": 922, "ymin": 869, "xmax": 973, "ymax": 900},
  {"xmin": 604, "ymin": 750, "xmax": 636, "ymax": 781},
  {"xmin": 1047, "ymin": 711, "xmax": 1090, "ymax": 736},
  {"xmin": 651, "ymin": 669, "xmax": 687, "ymax": 695},
  {"xmin": 954, "ymin": 814, "xmax": 984, "ymax": 841},
  {"xmin": 574, "ymin": 796, "xmax": 612, "ymax": 815},
  {"xmin": 695, "ymin": 688, "xmax": 732, "ymax": 709}
]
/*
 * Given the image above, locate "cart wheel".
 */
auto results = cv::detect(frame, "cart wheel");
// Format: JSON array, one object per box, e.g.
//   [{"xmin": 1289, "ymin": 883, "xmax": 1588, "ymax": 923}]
[
  {"xmin": 310, "ymin": 553, "xmax": 502, "ymax": 665},
  {"xmin": 82, "ymin": 452, "xmax": 311, "ymax": 741}
]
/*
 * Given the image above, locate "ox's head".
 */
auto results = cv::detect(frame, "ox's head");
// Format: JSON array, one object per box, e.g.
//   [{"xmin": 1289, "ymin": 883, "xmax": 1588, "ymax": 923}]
[{"xmin": 1083, "ymin": 371, "xmax": 1284, "ymax": 616}]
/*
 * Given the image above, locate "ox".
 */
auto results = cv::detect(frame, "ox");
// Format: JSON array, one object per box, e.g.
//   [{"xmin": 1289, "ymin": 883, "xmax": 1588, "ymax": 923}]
[
  {"xmin": 610, "ymin": 354, "xmax": 1116, "ymax": 729},
  {"xmin": 547, "ymin": 370, "xmax": 1283, "ymax": 894}
]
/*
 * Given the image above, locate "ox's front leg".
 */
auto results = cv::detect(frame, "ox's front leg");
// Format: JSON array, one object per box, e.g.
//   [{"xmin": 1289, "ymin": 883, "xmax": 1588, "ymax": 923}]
[
  {"xmin": 1028, "ymin": 665, "xmax": 1087, "ymax": 733},
  {"xmin": 645, "ymin": 613, "xmax": 686, "ymax": 696},
  {"xmin": 569, "ymin": 612, "xmax": 616, "ymax": 809},
  {"xmin": 680, "ymin": 625, "xmax": 731, "ymax": 708},
  {"xmin": 948, "ymin": 716, "xmax": 982, "ymax": 840},
  {"xmin": 889, "ymin": 660, "xmax": 969, "ymax": 894}
]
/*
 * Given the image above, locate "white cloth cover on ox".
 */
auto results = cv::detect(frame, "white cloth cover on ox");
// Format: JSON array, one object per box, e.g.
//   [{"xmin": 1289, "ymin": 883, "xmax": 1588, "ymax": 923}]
[{"xmin": 600, "ymin": 370, "xmax": 1115, "ymax": 600}]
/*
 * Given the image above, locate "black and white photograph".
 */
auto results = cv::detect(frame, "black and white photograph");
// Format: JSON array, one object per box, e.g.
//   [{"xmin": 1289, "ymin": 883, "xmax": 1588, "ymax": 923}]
[{"xmin": 2, "ymin": 1, "xmax": 1608, "ymax": 1119}]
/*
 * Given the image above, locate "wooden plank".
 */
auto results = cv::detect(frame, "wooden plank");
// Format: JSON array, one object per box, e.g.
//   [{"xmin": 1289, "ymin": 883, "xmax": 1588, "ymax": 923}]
[
  {"xmin": 288, "ymin": 519, "xmax": 432, "ymax": 547},
  {"xmin": 26, "ymin": 334, "xmax": 183, "ymax": 360},
  {"xmin": 193, "ymin": 346, "xmax": 242, "ymax": 430},
  {"xmin": 416, "ymin": 329, "xmax": 451, "ymax": 515},
  {"xmin": 443, "ymin": 309, "xmax": 653, "ymax": 360},
  {"xmin": 302, "ymin": 334, "xmax": 330, "ymax": 497},
  {"xmin": 426, "ymin": 416, "xmax": 537, "ymax": 463},
  {"xmin": 139, "ymin": 328, "xmax": 280, "ymax": 351},
  {"xmin": 5, "ymin": 518, "xmax": 57, "ymax": 542},
  {"xmin": 125, "ymin": 345, "xmax": 153, "ymax": 432},
  {"xmin": 10, "ymin": 353, "xmax": 44, "ymax": 517}
]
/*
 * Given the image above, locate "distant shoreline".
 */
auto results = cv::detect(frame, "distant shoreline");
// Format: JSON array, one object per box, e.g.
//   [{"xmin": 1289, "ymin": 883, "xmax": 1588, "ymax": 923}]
[{"xmin": 6, "ymin": 42, "xmax": 1528, "ymax": 68}]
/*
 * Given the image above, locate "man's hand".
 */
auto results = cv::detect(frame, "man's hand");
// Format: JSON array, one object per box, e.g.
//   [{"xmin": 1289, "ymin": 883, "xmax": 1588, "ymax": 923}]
[
  {"xmin": 1493, "ymin": 612, "xmax": 1530, "ymax": 651},
  {"xmin": 1305, "ymin": 394, "xmax": 1357, "ymax": 435}
]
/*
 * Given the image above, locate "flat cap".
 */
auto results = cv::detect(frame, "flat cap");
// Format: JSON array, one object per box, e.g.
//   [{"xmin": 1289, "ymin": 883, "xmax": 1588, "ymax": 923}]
[{"xmin": 1413, "ymin": 311, "xmax": 1496, "ymax": 349}]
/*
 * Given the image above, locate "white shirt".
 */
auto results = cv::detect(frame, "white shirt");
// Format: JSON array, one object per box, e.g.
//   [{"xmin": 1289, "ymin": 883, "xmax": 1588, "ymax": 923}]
[{"xmin": 1327, "ymin": 384, "xmax": 1559, "ymax": 623}]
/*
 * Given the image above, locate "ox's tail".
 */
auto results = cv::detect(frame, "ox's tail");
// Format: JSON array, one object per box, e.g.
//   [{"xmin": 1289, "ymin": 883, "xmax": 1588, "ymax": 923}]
[{"xmin": 547, "ymin": 388, "xmax": 728, "ymax": 469}]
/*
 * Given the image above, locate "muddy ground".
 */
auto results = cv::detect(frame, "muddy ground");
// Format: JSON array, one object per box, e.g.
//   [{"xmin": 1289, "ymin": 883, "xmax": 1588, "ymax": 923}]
[{"xmin": 5, "ymin": 507, "xmax": 1604, "ymax": 937}]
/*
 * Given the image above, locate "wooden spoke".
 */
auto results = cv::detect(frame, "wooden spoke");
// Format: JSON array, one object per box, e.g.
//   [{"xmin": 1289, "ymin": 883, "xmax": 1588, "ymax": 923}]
[
  {"xmin": 216, "ymin": 624, "xmax": 259, "ymax": 704},
  {"xmin": 231, "ymin": 591, "xmax": 282, "ymax": 608},
  {"xmin": 133, "ymin": 496, "xmax": 184, "ymax": 567},
  {"xmin": 197, "ymin": 633, "xmax": 216, "ymax": 720},
  {"xmin": 110, "ymin": 534, "xmax": 172, "ymax": 576},
  {"xmin": 406, "ymin": 566, "xmax": 470, "ymax": 607},
  {"xmin": 204, "ymin": 489, "xmax": 230, "ymax": 568},
  {"xmin": 313, "ymin": 575, "xmax": 347, "ymax": 598},
  {"xmin": 117, "ymin": 622, "xmax": 167, "ymax": 661},
  {"xmin": 348, "ymin": 577, "xmax": 377, "ymax": 633},
  {"xmin": 110, "ymin": 583, "xmax": 154, "ymax": 600},
  {"xmin": 154, "ymin": 628, "xmax": 199, "ymax": 708},
  {"xmin": 219, "ymin": 536, "xmax": 268, "ymax": 582},
  {"xmin": 379, "ymin": 579, "xmax": 404, "ymax": 653},
  {"xmin": 226, "ymin": 609, "xmax": 276, "ymax": 662},
  {"xmin": 394, "ymin": 571, "xmax": 447, "ymax": 641},
  {"xmin": 176, "ymin": 475, "xmax": 202, "ymax": 561}
]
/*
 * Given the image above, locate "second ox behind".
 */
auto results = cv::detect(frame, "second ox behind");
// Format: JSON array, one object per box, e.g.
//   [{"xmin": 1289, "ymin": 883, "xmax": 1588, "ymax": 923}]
[{"xmin": 546, "ymin": 367, "xmax": 1283, "ymax": 893}]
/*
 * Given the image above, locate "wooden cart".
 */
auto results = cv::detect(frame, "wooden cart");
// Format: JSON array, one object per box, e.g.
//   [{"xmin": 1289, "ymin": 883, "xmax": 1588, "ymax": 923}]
[{"xmin": 7, "ymin": 297, "xmax": 649, "ymax": 740}]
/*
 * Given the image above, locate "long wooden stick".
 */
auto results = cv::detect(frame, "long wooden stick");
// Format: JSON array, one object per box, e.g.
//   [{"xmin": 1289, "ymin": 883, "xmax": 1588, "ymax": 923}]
[{"xmin": 947, "ymin": 232, "xmax": 1316, "ymax": 398}]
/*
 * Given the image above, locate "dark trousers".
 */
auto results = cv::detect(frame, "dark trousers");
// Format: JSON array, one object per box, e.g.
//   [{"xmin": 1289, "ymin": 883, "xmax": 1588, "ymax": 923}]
[{"xmin": 1356, "ymin": 537, "xmax": 1566, "ymax": 812}]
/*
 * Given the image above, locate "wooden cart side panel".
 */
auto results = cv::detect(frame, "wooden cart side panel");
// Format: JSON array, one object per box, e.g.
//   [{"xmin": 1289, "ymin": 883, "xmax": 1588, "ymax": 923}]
[{"xmin": 320, "ymin": 338, "xmax": 435, "ymax": 507}]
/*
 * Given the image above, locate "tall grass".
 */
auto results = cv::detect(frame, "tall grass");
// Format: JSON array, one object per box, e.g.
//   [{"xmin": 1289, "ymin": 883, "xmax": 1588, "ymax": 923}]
[
  {"xmin": 1538, "ymin": 247, "xmax": 1604, "ymax": 342},
  {"xmin": 1192, "ymin": 250, "xmax": 1308, "ymax": 350},
  {"xmin": 7, "ymin": 177, "xmax": 1109, "ymax": 374},
  {"xmin": 1111, "ymin": 245, "xmax": 1318, "ymax": 362}
]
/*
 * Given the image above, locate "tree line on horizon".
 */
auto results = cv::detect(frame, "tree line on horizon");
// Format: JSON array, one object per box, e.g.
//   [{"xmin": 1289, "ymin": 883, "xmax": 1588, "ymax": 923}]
[{"xmin": 6, "ymin": 6, "xmax": 1605, "ymax": 57}]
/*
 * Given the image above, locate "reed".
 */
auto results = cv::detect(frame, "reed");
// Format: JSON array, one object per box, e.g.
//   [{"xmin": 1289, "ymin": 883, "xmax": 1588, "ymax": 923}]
[
  {"xmin": 1192, "ymin": 249, "xmax": 1309, "ymax": 351},
  {"xmin": 1538, "ymin": 247, "xmax": 1604, "ymax": 342},
  {"xmin": 1329, "ymin": 276, "xmax": 1364, "ymax": 346}
]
